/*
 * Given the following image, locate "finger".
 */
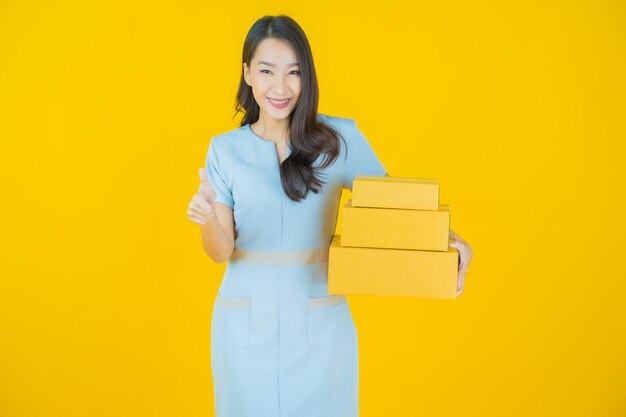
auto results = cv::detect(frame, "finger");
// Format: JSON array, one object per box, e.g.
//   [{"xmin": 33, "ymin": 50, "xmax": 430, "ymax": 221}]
[
  {"xmin": 459, "ymin": 265, "xmax": 469, "ymax": 279},
  {"xmin": 453, "ymin": 242, "xmax": 471, "ymax": 270},
  {"xmin": 198, "ymin": 184, "xmax": 216, "ymax": 203},
  {"xmin": 191, "ymin": 193, "xmax": 212, "ymax": 207},
  {"xmin": 198, "ymin": 168, "xmax": 217, "ymax": 200},
  {"xmin": 450, "ymin": 230, "xmax": 472, "ymax": 258},
  {"xmin": 199, "ymin": 167, "xmax": 208, "ymax": 182},
  {"xmin": 188, "ymin": 209, "xmax": 204, "ymax": 220},
  {"xmin": 187, "ymin": 206, "xmax": 206, "ymax": 220},
  {"xmin": 450, "ymin": 231, "xmax": 468, "ymax": 246},
  {"xmin": 188, "ymin": 202, "xmax": 212, "ymax": 219},
  {"xmin": 188, "ymin": 213, "xmax": 206, "ymax": 225},
  {"xmin": 192, "ymin": 196, "xmax": 213, "ymax": 213},
  {"xmin": 457, "ymin": 268, "xmax": 468, "ymax": 288},
  {"xmin": 198, "ymin": 174, "xmax": 217, "ymax": 202},
  {"xmin": 198, "ymin": 171, "xmax": 210, "ymax": 200},
  {"xmin": 190, "ymin": 200, "xmax": 215, "ymax": 222},
  {"xmin": 205, "ymin": 182, "xmax": 217, "ymax": 202},
  {"xmin": 450, "ymin": 241, "xmax": 463, "ymax": 268},
  {"xmin": 188, "ymin": 205, "xmax": 206, "ymax": 217},
  {"xmin": 188, "ymin": 208, "xmax": 209, "ymax": 223},
  {"xmin": 199, "ymin": 185, "xmax": 209, "ymax": 200},
  {"xmin": 458, "ymin": 250, "xmax": 467, "ymax": 264}
]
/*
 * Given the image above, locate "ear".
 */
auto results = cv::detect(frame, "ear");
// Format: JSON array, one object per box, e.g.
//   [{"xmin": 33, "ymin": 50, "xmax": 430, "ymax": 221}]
[{"xmin": 243, "ymin": 63, "xmax": 251, "ymax": 86}]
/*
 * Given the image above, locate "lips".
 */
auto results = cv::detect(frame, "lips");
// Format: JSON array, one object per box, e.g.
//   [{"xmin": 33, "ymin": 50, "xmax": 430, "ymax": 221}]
[{"xmin": 267, "ymin": 97, "xmax": 291, "ymax": 109}]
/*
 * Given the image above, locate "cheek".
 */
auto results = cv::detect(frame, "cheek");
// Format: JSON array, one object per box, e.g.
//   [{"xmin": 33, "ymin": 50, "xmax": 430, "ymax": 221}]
[
  {"xmin": 290, "ymin": 80, "xmax": 302, "ymax": 96},
  {"xmin": 250, "ymin": 81, "xmax": 267, "ymax": 99},
  {"xmin": 253, "ymin": 79, "xmax": 272, "ymax": 95}
]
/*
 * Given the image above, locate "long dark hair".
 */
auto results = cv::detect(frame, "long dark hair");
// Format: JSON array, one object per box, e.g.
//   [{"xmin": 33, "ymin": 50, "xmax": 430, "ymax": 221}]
[{"xmin": 233, "ymin": 14, "xmax": 344, "ymax": 203}]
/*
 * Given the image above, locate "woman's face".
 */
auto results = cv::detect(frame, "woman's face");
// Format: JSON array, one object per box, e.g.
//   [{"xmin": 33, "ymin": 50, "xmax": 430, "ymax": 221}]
[{"xmin": 243, "ymin": 38, "xmax": 302, "ymax": 123}]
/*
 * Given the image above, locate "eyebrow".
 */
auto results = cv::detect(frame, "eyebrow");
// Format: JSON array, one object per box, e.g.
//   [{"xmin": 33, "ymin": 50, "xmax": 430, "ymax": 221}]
[{"xmin": 257, "ymin": 61, "xmax": 300, "ymax": 68}]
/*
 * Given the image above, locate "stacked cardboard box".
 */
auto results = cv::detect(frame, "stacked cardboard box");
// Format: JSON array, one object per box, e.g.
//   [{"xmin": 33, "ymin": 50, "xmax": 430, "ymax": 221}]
[{"xmin": 328, "ymin": 176, "xmax": 459, "ymax": 300}]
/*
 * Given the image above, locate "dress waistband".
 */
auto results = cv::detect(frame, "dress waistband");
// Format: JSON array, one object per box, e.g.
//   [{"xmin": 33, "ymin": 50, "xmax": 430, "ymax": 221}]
[{"xmin": 228, "ymin": 247, "xmax": 330, "ymax": 265}]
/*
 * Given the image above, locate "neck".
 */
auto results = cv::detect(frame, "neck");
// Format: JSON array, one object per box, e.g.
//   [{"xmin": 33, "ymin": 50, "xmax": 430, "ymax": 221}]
[{"xmin": 254, "ymin": 113, "xmax": 290, "ymax": 144}]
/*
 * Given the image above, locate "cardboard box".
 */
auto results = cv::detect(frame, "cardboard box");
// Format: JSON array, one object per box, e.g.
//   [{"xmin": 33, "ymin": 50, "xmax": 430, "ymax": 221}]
[
  {"xmin": 351, "ymin": 176, "xmax": 439, "ymax": 210},
  {"xmin": 342, "ymin": 199, "xmax": 450, "ymax": 251},
  {"xmin": 328, "ymin": 234, "xmax": 458, "ymax": 300}
]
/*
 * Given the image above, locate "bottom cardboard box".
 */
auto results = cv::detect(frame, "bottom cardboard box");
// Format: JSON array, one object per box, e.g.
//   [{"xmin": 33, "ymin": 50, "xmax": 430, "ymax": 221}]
[{"xmin": 328, "ymin": 234, "xmax": 458, "ymax": 300}]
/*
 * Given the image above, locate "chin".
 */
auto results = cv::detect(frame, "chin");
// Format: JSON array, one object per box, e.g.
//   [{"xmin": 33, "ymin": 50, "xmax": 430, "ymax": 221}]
[{"xmin": 264, "ymin": 109, "xmax": 292, "ymax": 120}]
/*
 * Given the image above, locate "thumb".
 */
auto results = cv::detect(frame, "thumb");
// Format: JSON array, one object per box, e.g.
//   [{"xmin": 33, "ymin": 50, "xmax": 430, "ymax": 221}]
[
  {"xmin": 198, "ymin": 168, "xmax": 209, "ymax": 198},
  {"xmin": 199, "ymin": 166, "xmax": 209, "ymax": 184},
  {"xmin": 198, "ymin": 167, "xmax": 216, "ymax": 202}
]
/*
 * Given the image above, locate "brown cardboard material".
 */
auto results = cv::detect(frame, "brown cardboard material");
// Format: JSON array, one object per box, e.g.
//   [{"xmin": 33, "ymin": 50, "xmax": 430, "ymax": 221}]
[
  {"xmin": 351, "ymin": 176, "xmax": 439, "ymax": 210},
  {"xmin": 341, "ymin": 199, "xmax": 450, "ymax": 251},
  {"xmin": 328, "ymin": 234, "xmax": 458, "ymax": 300}
]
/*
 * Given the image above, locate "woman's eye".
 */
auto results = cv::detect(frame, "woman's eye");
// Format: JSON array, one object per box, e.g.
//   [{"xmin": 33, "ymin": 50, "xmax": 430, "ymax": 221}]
[{"xmin": 259, "ymin": 69, "xmax": 299, "ymax": 75}]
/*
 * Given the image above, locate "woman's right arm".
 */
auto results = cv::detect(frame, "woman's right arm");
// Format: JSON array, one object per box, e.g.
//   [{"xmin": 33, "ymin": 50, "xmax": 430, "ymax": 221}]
[
  {"xmin": 188, "ymin": 167, "xmax": 235, "ymax": 263},
  {"xmin": 199, "ymin": 203, "xmax": 234, "ymax": 263}
]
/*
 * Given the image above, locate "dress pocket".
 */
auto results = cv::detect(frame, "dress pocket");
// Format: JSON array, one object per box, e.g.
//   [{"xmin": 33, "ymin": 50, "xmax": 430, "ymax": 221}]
[
  {"xmin": 307, "ymin": 294, "xmax": 350, "ymax": 348},
  {"xmin": 211, "ymin": 295, "xmax": 251, "ymax": 348}
]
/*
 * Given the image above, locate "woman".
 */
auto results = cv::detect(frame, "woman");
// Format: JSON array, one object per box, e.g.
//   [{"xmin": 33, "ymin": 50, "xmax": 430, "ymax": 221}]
[{"xmin": 187, "ymin": 14, "xmax": 472, "ymax": 417}]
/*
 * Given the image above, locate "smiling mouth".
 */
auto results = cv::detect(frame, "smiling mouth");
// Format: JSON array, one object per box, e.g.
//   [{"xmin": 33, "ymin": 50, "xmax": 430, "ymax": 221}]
[
  {"xmin": 267, "ymin": 97, "xmax": 291, "ymax": 108},
  {"xmin": 267, "ymin": 97, "xmax": 291, "ymax": 104}
]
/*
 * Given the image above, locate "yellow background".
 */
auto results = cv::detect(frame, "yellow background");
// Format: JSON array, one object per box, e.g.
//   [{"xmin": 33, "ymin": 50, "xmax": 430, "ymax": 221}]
[{"xmin": 1, "ymin": 1, "xmax": 625, "ymax": 416}]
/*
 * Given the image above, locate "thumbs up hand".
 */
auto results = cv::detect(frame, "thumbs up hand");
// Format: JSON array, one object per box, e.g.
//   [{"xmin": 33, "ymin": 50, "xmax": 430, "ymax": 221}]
[
  {"xmin": 198, "ymin": 167, "xmax": 217, "ymax": 203},
  {"xmin": 187, "ymin": 167, "xmax": 218, "ymax": 225}
]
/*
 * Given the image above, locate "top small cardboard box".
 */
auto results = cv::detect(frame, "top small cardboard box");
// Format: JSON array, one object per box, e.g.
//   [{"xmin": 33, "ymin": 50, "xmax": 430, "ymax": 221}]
[{"xmin": 351, "ymin": 176, "xmax": 440, "ymax": 210}]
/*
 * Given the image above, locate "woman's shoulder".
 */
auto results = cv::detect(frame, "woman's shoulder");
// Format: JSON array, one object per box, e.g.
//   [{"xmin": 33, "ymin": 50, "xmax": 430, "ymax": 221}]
[
  {"xmin": 210, "ymin": 124, "xmax": 248, "ymax": 143},
  {"xmin": 205, "ymin": 124, "xmax": 252, "ymax": 157}
]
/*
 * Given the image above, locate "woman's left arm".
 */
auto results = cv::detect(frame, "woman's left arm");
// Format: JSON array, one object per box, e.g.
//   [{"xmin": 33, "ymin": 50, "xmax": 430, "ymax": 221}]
[{"xmin": 449, "ymin": 229, "xmax": 472, "ymax": 296}]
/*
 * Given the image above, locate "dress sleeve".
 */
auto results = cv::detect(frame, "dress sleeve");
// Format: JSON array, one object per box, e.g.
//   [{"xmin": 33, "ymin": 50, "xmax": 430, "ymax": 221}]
[
  {"xmin": 343, "ymin": 119, "xmax": 388, "ymax": 191},
  {"xmin": 197, "ymin": 139, "xmax": 234, "ymax": 209}
]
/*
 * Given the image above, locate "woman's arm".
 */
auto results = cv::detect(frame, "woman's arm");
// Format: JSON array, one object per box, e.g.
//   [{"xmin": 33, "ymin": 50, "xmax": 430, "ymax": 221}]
[
  {"xmin": 188, "ymin": 168, "xmax": 235, "ymax": 264},
  {"xmin": 200, "ymin": 203, "xmax": 235, "ymax": 264}
]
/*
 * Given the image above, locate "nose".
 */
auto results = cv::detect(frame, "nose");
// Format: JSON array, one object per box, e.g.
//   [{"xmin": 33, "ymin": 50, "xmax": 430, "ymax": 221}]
[{"xmin": 272, "ymin": 73, "xmax": 288, "ymax": 94}]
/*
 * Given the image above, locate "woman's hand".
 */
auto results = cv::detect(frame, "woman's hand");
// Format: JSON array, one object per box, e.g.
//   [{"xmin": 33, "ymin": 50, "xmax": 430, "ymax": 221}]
[
  {"xmin": 448, "ymin": 229, "xmax": 473, "ymax": 296},
  {"xmin": 187, "ymin": 167, "xmax": 218, "ymax": 225}
]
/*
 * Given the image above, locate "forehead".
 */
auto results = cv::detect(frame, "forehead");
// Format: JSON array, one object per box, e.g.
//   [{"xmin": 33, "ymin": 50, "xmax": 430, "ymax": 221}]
[{"xmin": 253, "ymin": 38, "xmax": 299, "ymax": 66}]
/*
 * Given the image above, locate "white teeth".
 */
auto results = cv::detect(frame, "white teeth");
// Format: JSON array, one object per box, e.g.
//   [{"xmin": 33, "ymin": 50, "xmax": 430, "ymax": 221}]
[{"xmin": 268, "ymin": 98, "xmax": 289, "ymax": 104}]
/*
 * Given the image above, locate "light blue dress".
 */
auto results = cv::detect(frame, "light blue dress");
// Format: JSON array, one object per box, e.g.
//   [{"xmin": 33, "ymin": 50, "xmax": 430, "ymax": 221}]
[{"xmin": 200, "ymin": 113, "xmax": 387, "ymax": 417}]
